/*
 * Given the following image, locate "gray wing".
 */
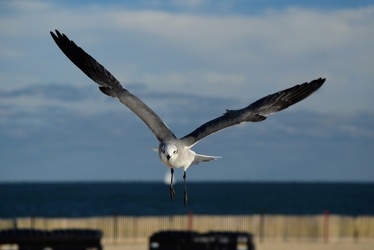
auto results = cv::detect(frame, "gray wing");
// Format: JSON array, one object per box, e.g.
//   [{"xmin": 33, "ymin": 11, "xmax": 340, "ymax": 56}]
[
  {"xmin": 50, "ymin": 30, "xmax": 176, "ymax": 142},
  {"xmin": 181, "ymin": 78, "xmax": 325, "ymax": 146}
]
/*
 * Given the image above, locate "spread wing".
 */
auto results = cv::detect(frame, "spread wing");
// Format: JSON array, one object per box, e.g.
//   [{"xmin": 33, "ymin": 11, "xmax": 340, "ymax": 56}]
[
  {"xmin": 181, "ymin": 78, "xmax": 325, "ymax": 146},
  {"xmin": 50, "ymin": 30, "xmax": 176, "ymax": 142}
]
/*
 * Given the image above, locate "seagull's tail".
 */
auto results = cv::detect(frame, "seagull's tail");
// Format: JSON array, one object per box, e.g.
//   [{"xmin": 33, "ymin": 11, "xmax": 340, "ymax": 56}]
[{"xmin": 192, "ymin": 153, "xmax": 221, "ymax": 166}]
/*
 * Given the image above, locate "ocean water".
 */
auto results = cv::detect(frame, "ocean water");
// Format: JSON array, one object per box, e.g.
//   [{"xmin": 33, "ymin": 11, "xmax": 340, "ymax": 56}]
[{"xmin": 0, "ymin": 182, "xmax": 373, "ymax": 218}]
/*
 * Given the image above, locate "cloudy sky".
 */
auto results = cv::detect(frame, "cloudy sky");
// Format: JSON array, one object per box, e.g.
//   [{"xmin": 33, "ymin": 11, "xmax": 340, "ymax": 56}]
[{"xmin": 1, "ymin": 0, "xmax": 373, "ymax": 182}]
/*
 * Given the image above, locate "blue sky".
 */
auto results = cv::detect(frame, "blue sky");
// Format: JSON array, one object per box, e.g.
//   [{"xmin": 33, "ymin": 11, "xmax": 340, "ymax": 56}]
[{"xmin": 0, "ymin": 0, "xmax": 373, "ymax": 182}]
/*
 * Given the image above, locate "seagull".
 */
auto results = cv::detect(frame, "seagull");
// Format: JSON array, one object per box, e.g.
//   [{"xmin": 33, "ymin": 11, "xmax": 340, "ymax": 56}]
[{"xmin": 50, "ymin": 30, "xmax": 325, "ymax": 206}]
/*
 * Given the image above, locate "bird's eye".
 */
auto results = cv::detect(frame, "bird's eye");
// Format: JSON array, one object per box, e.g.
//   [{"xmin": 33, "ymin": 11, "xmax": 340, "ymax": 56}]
[
  {"xmin": 173, "ymin": 150, "xmax": 177, "ymax": 154},
  {"xmin": 162, "ymin": 149, "xmax": 165, "ymax": 154}
]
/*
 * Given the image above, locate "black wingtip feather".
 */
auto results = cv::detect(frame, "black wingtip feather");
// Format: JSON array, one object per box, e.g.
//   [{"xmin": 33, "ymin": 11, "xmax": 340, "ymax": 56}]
[
  {"xmin": 99, "ymin": 87, "xmax": 112, "ymax": 96},
  {"xmin": 50, "ymin": 30, "xmax": 122, "ymax": 89}
]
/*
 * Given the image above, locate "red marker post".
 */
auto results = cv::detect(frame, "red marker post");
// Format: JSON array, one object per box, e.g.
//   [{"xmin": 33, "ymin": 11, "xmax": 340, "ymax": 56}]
[{"xmin": 187, "ymin": 211, "xmax": 193, "ymax": 231}]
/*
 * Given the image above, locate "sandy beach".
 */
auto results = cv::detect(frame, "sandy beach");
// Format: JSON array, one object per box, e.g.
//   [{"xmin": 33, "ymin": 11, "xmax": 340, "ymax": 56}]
[{"xmin": 104, "ymin": 241, "xmax": 374, "ymax": 250}]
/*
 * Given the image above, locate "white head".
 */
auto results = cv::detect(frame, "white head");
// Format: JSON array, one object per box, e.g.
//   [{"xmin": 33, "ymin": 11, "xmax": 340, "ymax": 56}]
[{"xmin": 159, "ymin": 143, "xmax": 178, "ymax": 164}]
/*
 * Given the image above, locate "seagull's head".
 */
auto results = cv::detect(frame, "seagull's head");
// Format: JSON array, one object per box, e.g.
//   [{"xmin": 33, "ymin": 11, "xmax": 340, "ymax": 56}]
[{"xmin": 159, "ymin": 143, "xmax": 178, "ymax": 163}]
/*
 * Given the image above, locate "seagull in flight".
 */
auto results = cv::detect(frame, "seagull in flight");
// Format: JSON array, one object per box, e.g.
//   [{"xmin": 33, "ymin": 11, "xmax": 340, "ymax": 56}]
[{"xmin": 50, "ymin": 30, "xmax": 325, "ymax": 206}]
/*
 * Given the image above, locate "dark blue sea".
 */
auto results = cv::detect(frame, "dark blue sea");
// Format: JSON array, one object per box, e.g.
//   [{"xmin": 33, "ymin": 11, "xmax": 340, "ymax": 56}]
[{"xmin": 0, "ymin": 182, "xmax": 373, "ymax": 218}]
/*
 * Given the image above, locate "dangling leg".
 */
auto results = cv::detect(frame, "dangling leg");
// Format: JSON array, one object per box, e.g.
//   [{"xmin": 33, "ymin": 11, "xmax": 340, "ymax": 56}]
[
  {"xmin": 170, "ymin": 168, "xmax": 175, "ymax": 201},
  {"xmin": 183, "ymin": 171, "xmax": 188, "ymax": 207}
]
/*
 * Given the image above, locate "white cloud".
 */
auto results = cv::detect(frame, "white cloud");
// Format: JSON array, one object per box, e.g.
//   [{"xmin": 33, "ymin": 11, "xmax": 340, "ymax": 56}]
[{"xmin": 0, "ymin": 1, "xmax": 373, "ymax": 115}]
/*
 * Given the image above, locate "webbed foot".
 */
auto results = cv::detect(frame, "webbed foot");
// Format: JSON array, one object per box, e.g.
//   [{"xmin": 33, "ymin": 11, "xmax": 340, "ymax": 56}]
[{"xmin": 170, "ymin": 185, "xmax": 175, "ymax": 201}]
